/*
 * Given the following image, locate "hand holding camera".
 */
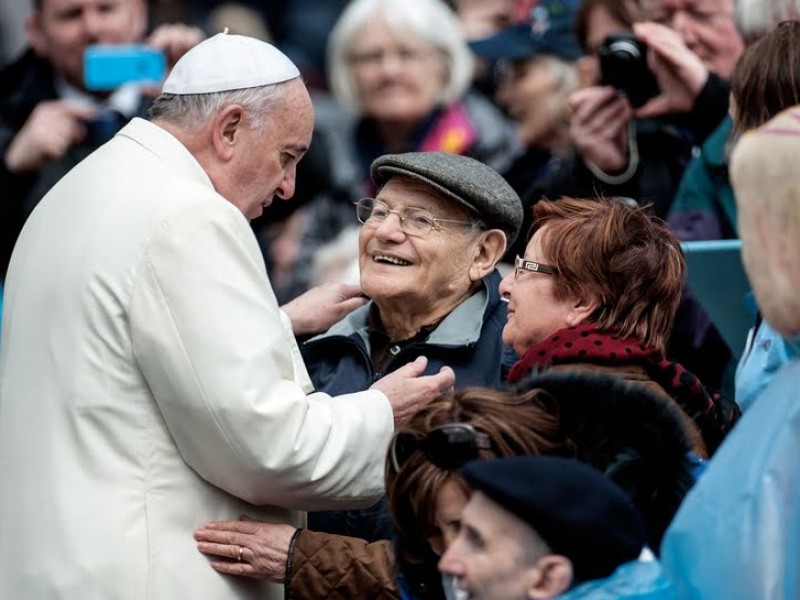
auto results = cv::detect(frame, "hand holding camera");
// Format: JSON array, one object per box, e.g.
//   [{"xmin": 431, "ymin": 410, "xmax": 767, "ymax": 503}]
[
  {"xmin": 629, "ymin": 22, "xmax": 709, "ymax": 118},
  {"xmin": 569, "ymin": 86, "xmax": 633, "ymax": 173},
  {"xmin": 597, "ymin": 32, "xmax": 660, "ymax": 109}
]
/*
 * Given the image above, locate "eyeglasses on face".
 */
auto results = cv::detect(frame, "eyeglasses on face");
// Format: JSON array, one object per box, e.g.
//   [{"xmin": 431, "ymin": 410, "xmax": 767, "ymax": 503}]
[
  {"xmin": 642, "ymin": 2, "xmax": 734, "ymax": 27},
  {"xmin": 354, "ymin": 198, "xmax": 474, "ymax": 237},
  {"xmin": 514, "ymin": 255, "xmax": 557, "ymax": 278},
  {"xmin": 348, "ymin": 45, "xmax": 438, "ymax": 69},
  {"xmin": 389, "ymin": 423, "xmax": 492, "ymax": 473}
]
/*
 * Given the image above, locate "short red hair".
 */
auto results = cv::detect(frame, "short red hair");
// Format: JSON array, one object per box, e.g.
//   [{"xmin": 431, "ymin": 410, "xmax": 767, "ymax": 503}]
[{"xmin": 532, "ymin": 197, "xmax": 685, "ymax": 351}]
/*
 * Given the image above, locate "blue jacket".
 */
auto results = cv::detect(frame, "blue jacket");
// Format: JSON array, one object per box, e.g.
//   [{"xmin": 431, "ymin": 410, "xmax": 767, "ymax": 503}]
[
  {"xmin": 302, "ymin": 269, "xmax": 512, "ymax": 541},
  {"xmin": 660, "ymin": 351, "xmax": 800, "ymax": 599},
  {"xmin": 735, "ymin": 319, "xmax": 796, "ymax": 412},
  {"xmin": 301, "ymin": 269, "xmax": 512, "ymax": 396},
  {"xmin": 560, "ymin": 557, "xmax": 677, "ymax": 599}
]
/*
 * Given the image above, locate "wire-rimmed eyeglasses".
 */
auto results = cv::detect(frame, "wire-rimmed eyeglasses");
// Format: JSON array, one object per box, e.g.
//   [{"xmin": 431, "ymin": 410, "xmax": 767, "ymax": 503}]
[
  {"xmin": 389, "ymin": 423, "xmax": 492, "ymax": 473},
  {"xmin": 514, "ymin": 255, "xmax": 558, "ymax": 278},
  {"xmin": 354, "ymin": 198, "xmax": 474, "ymax": 237}
]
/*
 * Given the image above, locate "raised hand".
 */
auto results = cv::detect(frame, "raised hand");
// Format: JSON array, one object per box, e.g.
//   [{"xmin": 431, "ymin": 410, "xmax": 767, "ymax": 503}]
[
  {"xmin": 4, "ymin": 100, "xmax": 98, "ymax": 173},
  {"xmin": 282, "ymin": 282, "xmax": 368, "ymax": 336},
  {"xmin": 371, "ymin": 356, "xmax": 456, "ymax": 426},
  {"xmin": 569, "ymin": 86, "xmax": 633, "ymax": 173}
]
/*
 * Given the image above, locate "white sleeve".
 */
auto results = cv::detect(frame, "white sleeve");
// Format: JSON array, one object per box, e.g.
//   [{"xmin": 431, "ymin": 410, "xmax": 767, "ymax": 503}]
[{"xmin": 129, "ymin": 202, "xmax": 393, "ymax": 510}]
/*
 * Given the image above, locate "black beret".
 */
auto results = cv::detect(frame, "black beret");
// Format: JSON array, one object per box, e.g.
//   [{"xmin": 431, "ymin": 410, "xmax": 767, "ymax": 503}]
[
  {"xmin": 462, "ymin": 455, "xmax": 646, "ymax": 582},
  {"xmin": 370, "ymin": 152, "xmax": 524, "ymax": 244}
]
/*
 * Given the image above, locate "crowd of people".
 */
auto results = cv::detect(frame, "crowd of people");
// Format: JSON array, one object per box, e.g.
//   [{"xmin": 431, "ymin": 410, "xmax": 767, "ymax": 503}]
[{"xmin": 0, "ymin": 0, "xmax": 799, "ymax": 598}]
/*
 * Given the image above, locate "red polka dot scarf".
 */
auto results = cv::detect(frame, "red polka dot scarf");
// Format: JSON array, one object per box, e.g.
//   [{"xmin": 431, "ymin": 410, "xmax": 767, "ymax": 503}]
[{"xmin": 507, "ymin": 323, "xmax": 741, "ymax": 454}]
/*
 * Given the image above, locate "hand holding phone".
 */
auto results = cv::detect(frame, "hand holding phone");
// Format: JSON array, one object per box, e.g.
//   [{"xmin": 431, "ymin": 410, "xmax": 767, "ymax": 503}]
[{"xmin": 84, "ymin": 45, "xmax": 166, "ymax": 92}]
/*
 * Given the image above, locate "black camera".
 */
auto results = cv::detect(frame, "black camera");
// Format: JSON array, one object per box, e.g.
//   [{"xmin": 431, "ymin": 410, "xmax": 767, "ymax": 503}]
[{"xmin": 597, "ymin": 32, "xmax": 660, "ymax": 108}]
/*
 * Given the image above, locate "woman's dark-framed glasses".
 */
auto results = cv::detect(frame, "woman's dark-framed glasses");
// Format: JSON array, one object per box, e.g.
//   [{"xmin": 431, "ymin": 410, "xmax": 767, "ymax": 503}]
[
  {"xmin": 514, "ymin": 255, "xmax": 558, "ymax": 278},
  {"xmin": 390, "ymin": 423, "xmax": 492, "ymax": 472},
  {"xmin": 354, "ymin": 197, "xmax": 473, "ymax": 237}
]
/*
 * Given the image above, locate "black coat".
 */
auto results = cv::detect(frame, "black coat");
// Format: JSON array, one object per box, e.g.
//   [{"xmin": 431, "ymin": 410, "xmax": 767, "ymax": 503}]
[{"xmin": 0, "ymin": 49, "xmax": 150, "ymax": 280}]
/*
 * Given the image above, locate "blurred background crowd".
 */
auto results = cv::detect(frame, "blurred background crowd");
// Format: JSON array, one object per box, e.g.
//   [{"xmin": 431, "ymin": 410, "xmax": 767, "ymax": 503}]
[
  {"xmin": 2, "ymin": 1, "xmax": 800, "ymax": 598},
  {"xmin": 4, "ymin": 0, "xmax": 791, "ymax": 395}
]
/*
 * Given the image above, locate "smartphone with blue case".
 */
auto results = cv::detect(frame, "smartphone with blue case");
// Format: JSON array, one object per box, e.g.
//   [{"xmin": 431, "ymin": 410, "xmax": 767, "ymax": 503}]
[{"xmin": 84, "ymin": 44, "xmax": 166, "ymax": 91}]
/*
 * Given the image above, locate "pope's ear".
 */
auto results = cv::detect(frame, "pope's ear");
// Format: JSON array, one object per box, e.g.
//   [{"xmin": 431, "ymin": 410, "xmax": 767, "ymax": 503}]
[
  {"xmin": 469, "ymin": 229, "xmax": 507, "ymax": 282},
  {"xmin": 211, "ymin": 104, "xmax": 245, "ymax": 161}
]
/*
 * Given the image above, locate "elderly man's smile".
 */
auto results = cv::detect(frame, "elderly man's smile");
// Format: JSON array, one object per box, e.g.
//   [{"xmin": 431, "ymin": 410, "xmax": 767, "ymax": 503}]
[{"xmin": 373, "ymin": 253, "xmax": 413, "ymax": 266}]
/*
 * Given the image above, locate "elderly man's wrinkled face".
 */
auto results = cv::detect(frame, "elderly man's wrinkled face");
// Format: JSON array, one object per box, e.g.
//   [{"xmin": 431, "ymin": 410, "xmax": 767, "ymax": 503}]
[
  {"xmin": 438, "ymin": 491, "xmax": 549, "ymax": 600},
  {"xmin": 348, "ymin": 13, "xmax": 447, "ymax": 124},
  {"xmin": 640, "ymin": 0, "xmax": 743, "ymax": 77},
  {"xmin": 28, "ymin": 0, "xmax": 147, "ymax": 90},
  {"xmin": 358, "ymin": 176, "xmax": 483, "ymax": 314}
]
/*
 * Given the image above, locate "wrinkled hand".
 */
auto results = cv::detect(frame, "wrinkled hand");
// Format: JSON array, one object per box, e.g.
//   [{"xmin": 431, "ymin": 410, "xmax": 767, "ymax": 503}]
[
  {"xmin": 569, "ymin": 86, "xmax": 632, "ymax": 173},
  {"xmin": 194, "ymin": 516, "xmax": 296, "ymax": 582},
  {"xmin": 633, "ymin": 22, "xmax": 708, "ymax": 118},
  {"xmin": 371, "ymin": 356, "xmax": 456, "ymax": 426},
  {"xmin": 282, "ymin": 283, "xmax": 368, "ymax": 336},
  {"xmin": 4, "ymin": 100, "xmax": 97, "ymax": 173}
]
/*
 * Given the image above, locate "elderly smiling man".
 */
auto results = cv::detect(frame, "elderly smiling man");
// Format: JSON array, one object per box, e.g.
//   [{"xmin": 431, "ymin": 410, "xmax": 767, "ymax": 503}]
[{"xmin": 301, "ymin": 151, "xmax": 521, "ymax": 397}]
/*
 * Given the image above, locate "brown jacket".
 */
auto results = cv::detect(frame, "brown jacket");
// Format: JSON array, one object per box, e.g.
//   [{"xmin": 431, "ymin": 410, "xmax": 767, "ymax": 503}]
[{"xmin": 286, "ymin": 529, "xmax": 398, "ymax": 600}]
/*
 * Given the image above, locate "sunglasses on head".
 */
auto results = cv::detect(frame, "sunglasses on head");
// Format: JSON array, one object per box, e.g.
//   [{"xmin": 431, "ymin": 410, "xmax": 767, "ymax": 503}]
[{"xmin": 389, "ymin": 423, "xmax": 492, "ymax": 473}]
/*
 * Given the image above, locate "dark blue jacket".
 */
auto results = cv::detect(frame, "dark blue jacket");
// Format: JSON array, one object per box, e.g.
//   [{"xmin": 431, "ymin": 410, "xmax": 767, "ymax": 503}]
[
  {"xmin": 301, "ymin": 269, "xmax": 513, "ymax": 541},
  {"xmin": 301, "ymin": 269, "xmax": 512, "ymax": 396}
]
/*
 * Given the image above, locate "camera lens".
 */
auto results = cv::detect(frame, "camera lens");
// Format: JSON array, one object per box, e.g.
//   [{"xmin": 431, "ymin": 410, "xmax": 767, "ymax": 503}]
[{"xmin": 608, "ymin": 39, "xmax": 642, "ymax": 61}]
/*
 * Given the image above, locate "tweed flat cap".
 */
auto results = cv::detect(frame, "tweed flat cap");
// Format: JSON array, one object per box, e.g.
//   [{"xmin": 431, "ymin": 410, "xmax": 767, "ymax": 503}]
[
  {"xmin": 463, "ymin": 455, "xmax": 646, "ymax": 582},
  {"xmin": 371, "ymin": 152, "xmax": 523, "ymax": 243}
]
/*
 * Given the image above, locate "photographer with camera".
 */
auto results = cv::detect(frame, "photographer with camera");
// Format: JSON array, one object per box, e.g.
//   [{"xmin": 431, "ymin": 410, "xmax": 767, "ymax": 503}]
[
  {"xmin": 505, "ymin": 0, "xmax": 745, "ymax": 397},
  {"xmin": 567, "ymin": 0, "xmax": 743, "ymax": 211},
  {"xmin": 0, "ymin": 0, "xmax": 204, "ymax": 284}
]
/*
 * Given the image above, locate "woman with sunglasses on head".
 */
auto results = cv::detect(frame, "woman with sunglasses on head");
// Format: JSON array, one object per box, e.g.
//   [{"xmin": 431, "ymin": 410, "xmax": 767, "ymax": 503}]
[
  {"xmin": 194, "ymin": 372, "xmax": 699, "ymax": 599},
  {"xmin": 500, "ymin": 196, "xmax": 739, "ymax": 456}
]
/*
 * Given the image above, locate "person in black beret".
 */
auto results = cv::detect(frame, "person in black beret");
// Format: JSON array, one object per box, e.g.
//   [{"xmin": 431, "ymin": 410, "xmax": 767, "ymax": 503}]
[{"xmin": 438, "ymin": 455, "xmax": 647, "ymax": 599}]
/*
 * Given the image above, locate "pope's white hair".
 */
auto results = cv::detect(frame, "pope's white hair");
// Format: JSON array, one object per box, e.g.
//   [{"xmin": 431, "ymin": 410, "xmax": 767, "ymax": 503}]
[{"xmin": 147, "ymin": 83, "xmax": 287, "ymax": 131}]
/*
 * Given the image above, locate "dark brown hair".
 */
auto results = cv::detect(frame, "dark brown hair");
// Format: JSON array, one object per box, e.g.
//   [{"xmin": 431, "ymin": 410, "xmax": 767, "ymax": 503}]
[
  {"xmin": 532, "ymin": 197, "xmax": 685, "ymax": 351},
  {"xmin": 731, "ymin": 20, "xmax": 800, "ymax": 140}
]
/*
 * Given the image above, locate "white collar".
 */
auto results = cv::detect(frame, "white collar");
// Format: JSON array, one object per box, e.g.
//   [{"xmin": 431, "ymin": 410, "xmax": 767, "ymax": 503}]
[{"xmin": 55, "ymin": 77, "xmax": 143, "ymax": 118}]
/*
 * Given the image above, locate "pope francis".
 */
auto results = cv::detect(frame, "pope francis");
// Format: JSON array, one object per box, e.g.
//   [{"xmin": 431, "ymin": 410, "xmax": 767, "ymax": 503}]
[{"xmin": 0, "ymin": 32, "xmax": 454, "ymax": 599}]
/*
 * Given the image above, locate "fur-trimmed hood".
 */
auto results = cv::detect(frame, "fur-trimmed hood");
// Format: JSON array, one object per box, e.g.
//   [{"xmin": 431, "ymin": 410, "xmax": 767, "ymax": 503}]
[{"xmin": 510, "ymin": 369, "xmax": 698, "ymax": 552}]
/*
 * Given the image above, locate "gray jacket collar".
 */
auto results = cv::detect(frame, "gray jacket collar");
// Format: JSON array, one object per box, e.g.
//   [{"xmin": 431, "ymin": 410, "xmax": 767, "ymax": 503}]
[{"xmin": 307, "ymin": 277, "xmax": 493, "ymax": 349}]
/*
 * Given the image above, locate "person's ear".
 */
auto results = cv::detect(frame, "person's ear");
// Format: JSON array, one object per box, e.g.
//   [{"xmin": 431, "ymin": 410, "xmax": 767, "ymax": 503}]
[
  {"xmin": 128, "ymin": 0, "xmax": 149, "ymax": 42},
  {"xmin": 26, "ymin": 13, "xmax": 48, "ymax": 58},
  {"xmin": 527, "ymin": 554, "xmax": 573, "ymax": 599},
  {"xmin": 564, "ymin": 294, "xmax": 600, "ymax": 327},
  {"xmin": 468, "ymin": 229, "xmax": 507, "ymax": 282},
  {"xmin": 211, "ymin": 105, "xmax": 245, "ymax": 162}
]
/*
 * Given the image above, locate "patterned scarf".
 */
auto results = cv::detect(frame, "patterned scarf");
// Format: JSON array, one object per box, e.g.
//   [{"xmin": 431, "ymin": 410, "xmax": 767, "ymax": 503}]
[{"xmin": 507, "ymin": 323, "xmax": 740, "ymax": 453}]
